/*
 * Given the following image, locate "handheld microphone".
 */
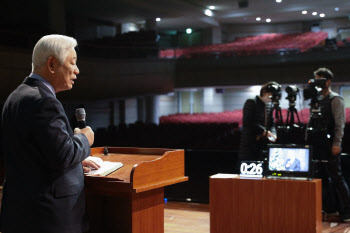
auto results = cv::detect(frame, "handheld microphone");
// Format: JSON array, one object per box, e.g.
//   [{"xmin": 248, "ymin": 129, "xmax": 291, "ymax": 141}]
[{"xmin": 75, "ymin": 108, "xmax": 86, "ymax": 129}]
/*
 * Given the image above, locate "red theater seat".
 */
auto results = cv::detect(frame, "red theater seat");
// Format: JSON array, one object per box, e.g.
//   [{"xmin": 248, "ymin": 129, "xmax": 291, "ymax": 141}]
[{"xmin": 159, "ymin": 31, "xmax": 328, "ymax": 58}]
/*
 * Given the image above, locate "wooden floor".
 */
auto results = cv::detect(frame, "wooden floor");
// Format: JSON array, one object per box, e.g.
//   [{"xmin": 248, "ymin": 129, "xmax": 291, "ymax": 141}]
[
  {"xmin": 164, "ymin": 201, "xmax": 350, "ymax": 233},
  {"xmin": 0, "ymin": 189, "xmax": 349, "ymax": 232}
]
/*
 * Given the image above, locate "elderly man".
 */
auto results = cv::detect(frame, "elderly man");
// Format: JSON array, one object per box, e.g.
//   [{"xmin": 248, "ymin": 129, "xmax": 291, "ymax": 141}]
[{"xmin": 1, "ymin": 35, "xmax": 98, "ymax": 233}]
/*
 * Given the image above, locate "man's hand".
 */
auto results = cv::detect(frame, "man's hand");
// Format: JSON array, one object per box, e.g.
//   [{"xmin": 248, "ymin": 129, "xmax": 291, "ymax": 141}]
[
  {"xmin": 267, "ymin": 131, "xmax": 277, "ymax": 142},
  {"xmin": 74, "ymin": 126, "xmax": 94, "ymax": 146},
  {"xmin": 82, "ymin": 159, "xmax": 100, "ymax": 173},
  {"xmin": 332, "ymin": 145, "xmax": 341, "ymax": 156}
]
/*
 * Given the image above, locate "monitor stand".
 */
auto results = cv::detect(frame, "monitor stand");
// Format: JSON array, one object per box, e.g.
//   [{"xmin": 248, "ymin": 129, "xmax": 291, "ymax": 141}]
[{"xmin": 266, "ymin": 176, "xmax": 312, "ymax": 181}]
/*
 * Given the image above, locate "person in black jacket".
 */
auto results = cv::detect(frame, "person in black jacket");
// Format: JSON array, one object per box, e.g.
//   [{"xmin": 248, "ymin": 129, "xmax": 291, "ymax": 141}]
[
  {"xmin": 307, "ymin": 68, "xmax": 350, "ymax": 221},
  {"xmin": 239, "ymin": 82, "xmax": 279, "ymax": 162},
  {"xmin": 1, "ymin": 35, "xmax": 98, "ymax": 233}
]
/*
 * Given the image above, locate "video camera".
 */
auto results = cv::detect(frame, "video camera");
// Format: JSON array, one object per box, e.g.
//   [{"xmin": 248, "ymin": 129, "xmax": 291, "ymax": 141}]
[
  {"xmin": 285, "ymin": 85, "xmax": 299, "ymax": 103},
  {"xmin": 266, "ymin": 83, "xmax": 282, "ymax": 103},
  {"xmin": 303, "ymin": 78, "xmax": 327, "ymax": 100}
]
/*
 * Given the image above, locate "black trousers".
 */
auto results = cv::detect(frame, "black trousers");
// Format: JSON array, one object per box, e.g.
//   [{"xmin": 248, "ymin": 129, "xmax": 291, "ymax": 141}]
[{"xmin": 313, "ymin": 147, "xmax": 350, "ymax": 214}]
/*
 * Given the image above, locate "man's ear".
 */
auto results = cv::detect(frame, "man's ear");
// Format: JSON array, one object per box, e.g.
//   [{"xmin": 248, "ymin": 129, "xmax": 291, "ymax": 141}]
[
  {"xmin": 47, "ymin": 56, "xmax": 56, "ymax": 74},
  {"xmin": 326, "ymin": 79, "xmax": 331, "ymax": 87}
]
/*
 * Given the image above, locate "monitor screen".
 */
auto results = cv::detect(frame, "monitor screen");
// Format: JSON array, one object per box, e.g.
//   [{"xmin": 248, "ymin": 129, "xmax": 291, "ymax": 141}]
[{"xmin": 266, "ymin": 144, "xmax": 312, "ymax": 178}]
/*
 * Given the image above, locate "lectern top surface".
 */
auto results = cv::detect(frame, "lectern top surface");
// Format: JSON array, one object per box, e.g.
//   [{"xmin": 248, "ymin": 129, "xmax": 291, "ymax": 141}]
[
  {"xmin": 85, "ymin": 147, "xmax": 187, "ymax": 193},
  {"xmin": 89, "ymin": 153, "xmax": 161, "ymax": 183}
]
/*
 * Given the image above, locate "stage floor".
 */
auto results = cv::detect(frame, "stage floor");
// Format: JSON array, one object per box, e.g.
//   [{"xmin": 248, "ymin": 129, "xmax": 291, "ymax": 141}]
[
  {"xmin": 0, "ymin": 187, "xmax": 348, "ymax": 232},
  {"xmin": 164, "ymin": 201, "xmax": 350, "ymax": 233}
]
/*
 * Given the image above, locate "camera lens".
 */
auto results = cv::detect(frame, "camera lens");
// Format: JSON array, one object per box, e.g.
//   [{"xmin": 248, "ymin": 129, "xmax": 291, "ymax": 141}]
[{"xmin": 286, "ymin": 85, "xmax": 299, "ymax": 94}]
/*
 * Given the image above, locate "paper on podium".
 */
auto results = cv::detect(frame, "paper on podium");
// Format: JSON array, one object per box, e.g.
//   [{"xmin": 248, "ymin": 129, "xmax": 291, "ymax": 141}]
[
  {"xmin": 211, "ymin": 173, "xmax": 239, "ymax": 178},
  {"xmin": 85, "ymin": 156, "xmax": 123, "ymax": 176}
]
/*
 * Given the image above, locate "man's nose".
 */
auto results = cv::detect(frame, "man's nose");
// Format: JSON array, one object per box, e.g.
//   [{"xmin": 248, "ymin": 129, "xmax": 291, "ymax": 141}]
[{"xmin": 75, "ymin": 66, "xmax": 80, "ymax": 74}]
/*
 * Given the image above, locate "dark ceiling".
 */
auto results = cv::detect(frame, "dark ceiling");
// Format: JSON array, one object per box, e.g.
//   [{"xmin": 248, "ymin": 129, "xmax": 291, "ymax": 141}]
[{"xmin": 69, "ymin": 0, "xmax": 350, "ymax": 29}]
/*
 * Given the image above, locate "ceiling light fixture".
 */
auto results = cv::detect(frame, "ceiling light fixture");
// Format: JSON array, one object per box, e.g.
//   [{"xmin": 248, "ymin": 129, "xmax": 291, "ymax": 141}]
[
  {"xmin": 156, "ymin": 18, "xmax": 161, "ymax": 22},
  {"xmin": 312, "ymin": 12, "xmax": 317, "ymax": 16},
  {"xmin": 276, "ymin": 0, "xmax": 282, "ymax": 3},
  {"xmin": 302, "ymin": 11, "xmax": 307, "ymax": 15},
  {"xmin": 186, "ymin": 28, "xmax": 192, "ymax": 34},
  {"xmin": 266, "ymin": 18, "xmax": 271, "ymax": 23},
  {"xmin": 256, "ymin": 17, "xmax": 261, "ymax": 21},
  {"xmin": 204, "ymin": 9, "xmax": 213, "ymax": 17},
  {"xmin": 209, "ymin": 6, "xmax": 215, "ymax": 10},
  {"xmin": 320, "ymin": 13, "xmax": 325, "ymax": 18},
  {"xmin": 335, "ymin": 7, "xmax": 339, "ymax": 11}
]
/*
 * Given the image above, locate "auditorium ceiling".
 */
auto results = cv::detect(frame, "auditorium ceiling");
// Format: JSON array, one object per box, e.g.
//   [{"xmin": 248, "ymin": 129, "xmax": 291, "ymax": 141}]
[{"xmin": 69, "ymin": 0, "xmax": 350, "ymax": 29}]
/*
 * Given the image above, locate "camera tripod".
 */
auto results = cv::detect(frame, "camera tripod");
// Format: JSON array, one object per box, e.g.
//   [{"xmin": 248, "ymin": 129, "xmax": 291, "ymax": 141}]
[
  {"xmin": 276, "ymin": 95, "xmax": 304, "ymax": 144},
  {"xmin": 285, "ymin": 96, "xmax": 301, "ymax": 126},
  {"xmin": 272, "ymin": 99, "xmax": 283, "ymax": 126},
  {"xmin": 306, "ymin": 98, "xmax": 328, "ymax": 146}
]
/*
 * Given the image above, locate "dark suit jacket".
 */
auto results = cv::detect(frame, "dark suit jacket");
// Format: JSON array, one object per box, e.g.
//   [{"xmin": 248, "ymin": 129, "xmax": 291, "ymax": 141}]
[
  {"xmin": 0, "ymin": 77, "xmax": 91, "ymax": 233},
  {"xmin": 239, "ymin": 96, "xmax": 276, "ymax": 161}
]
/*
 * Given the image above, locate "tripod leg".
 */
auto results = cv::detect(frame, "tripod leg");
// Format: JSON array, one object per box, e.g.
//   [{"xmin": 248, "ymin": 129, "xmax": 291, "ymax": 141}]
[
  {"xmin": 294, "ymin": 109, "xmax": 301, "ymax": 125},
  {"xmin": 278, "ymin": 109, "xmax": 283, "ymax": 125},
  {"xmin": 290, "ymin": 110, "xmax": 294, "ymax": 125}
]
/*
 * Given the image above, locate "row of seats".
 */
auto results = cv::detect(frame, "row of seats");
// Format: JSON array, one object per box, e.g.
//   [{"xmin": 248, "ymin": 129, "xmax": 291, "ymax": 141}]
[
  {"xmin": 160, "ymin": 108, "xmax": 350, "ymax": 126},
  {"xmin": 160, "ymin": 110, "xmax": 245, "ymax": 125},
  {"xmin": 81, "ymin": 30, "xmax": 158, "ymax": 46},
  {"xmin": 79, "ymin": 30, "xmax": 159, "ymax": 59},
  {"xmin": 337, "ymin": 37, "xmax": 350, "ymax": 47},
  {"xmin": 0, "ymin": 28, "xmax": 159, "ymax": 59},
  {"xmin": 160, "ymin": 31, "xmax": 328, "ymax": 58},
  {"xmin": 94, "ymin": 122, "xmax": 241, "ymax": 150},
  {"xmin": 93, "ymin": 120, "xmax": 350, "ymax": 153}
]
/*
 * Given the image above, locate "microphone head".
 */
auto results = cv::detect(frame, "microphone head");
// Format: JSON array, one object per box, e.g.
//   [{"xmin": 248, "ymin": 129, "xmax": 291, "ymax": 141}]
[{"xmin": 75, "ymin": 108, "xmax": 86, "ymax": 121}]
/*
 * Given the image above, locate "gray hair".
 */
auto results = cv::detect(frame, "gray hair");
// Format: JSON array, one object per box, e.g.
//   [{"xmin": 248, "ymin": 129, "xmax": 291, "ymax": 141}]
[{"xmin": 32, "ymin": 34, "xmax": 77, "ymax": 71}]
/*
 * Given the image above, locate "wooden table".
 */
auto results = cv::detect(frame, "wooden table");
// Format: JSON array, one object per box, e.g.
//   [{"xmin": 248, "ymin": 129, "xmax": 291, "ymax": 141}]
[
  {"xmin": 210, "ymin": 176, "xmax": 322, "ymax": 233},
  {"xmin": 84, "ymin": 147, "xmax": 188, "ymax": 233}
]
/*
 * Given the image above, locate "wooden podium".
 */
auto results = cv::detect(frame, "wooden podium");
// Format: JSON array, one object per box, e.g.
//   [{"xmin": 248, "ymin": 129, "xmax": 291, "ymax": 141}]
[
  {"xmin": 84, "ymin": 147, "xmax": 188, "ymax": 233},
  {"xmin": 210, "ymin": 176, "xmax": 322, "ymax": 233}
]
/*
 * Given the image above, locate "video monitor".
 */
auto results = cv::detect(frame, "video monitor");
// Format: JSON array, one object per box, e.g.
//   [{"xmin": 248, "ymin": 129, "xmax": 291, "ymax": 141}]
[{"xmin": 266, "ymin": 144, "xmax": 312, "ymax": 179}]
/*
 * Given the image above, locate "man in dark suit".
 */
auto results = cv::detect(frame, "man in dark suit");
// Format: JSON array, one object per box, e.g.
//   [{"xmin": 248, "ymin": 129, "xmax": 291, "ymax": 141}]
[
  {"xmin": 239, "ymin": 82, "xmax": 279, "ymax": 161},
  {"xmin": 1, "ymin": 35, "xmax": 98, "ymax": 233}
]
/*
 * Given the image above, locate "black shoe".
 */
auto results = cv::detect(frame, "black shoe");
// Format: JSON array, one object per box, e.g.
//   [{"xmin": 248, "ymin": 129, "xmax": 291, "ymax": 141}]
[
  {"xmin": 327, "ymin": 212, "xmax": 339, "ymax": 217},
  {"xmin": 323, "ymin": 210, "xmax": 341, "ymax": 222},
  {"xmin": 323, "ymin": 209, "xmax": 339, "ymax": 216},
  {"xmin": 341, "ymin": 213, "xmax": 350, "ymax": 222}
]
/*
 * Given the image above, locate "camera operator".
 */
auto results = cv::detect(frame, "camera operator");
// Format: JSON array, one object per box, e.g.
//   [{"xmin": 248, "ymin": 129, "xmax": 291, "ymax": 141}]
[
  {"xmin": 308, "ymin": 67, "xmax": 350, "ymax": 221},
  {"xmin": 239, "ymin": 81, "xmax": 279, "ymax": 161}
]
